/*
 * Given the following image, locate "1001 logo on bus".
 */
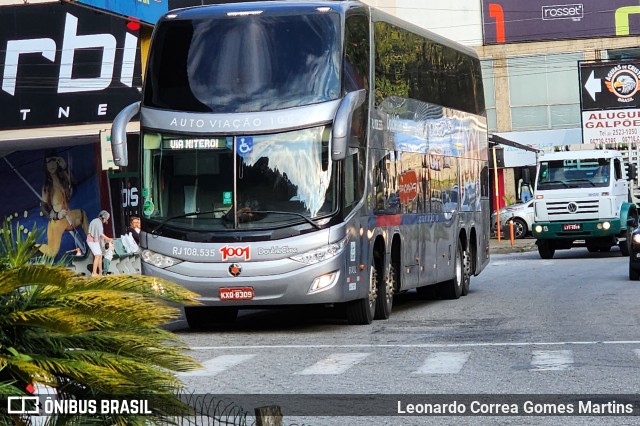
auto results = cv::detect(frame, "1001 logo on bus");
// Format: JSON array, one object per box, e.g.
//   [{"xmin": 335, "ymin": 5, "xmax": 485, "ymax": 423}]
[{"xmin": 220, "ymin": 245, "xmax": 251, "ymax": 261}]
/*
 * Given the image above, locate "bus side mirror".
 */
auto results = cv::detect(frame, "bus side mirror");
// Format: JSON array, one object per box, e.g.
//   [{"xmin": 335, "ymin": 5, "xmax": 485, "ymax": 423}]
[
  {"xmin": 111, "ymin": 101, "xmax": 141, "ymax": 167},
  {"xmin": 626, "ymin": 163, "xmax": 637, "ymax": 181},
  {"xmin": 332, "ymin": 89, "xmax": 366, "ymax": 161}
]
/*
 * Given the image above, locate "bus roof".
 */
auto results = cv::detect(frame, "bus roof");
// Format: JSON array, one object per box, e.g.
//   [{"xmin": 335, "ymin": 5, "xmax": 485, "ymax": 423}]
[
  {"xmin": 162, "ymin": 0, "xmax": 479, "ymax": 60},
  {"xmin": 165, "ymin": 1, "xmax": 364, "ymax": 20}
]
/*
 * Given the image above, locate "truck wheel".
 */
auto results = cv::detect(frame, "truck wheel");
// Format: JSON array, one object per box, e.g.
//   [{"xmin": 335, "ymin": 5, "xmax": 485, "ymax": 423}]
[
  {"xmin": 537, "ymin": 240, "xmax": 555, "ymax": 259},
  {"xmin": 630, "ymin": 263, "xmax": 640, "ymax": 280},
  {"xmin": 346, "ymin": 260, "xmax": 377, "ymax": 325},
  {"xmin": 374, "ymin": 263, "xmax": 396, "ymax": 320},
  {"xmin": 184, "ymin": 306, "xmax": 238, "ymax": 329},
  {"xmin": 439, "ymin": 239, "xmax": 463, "ymax": 300}
]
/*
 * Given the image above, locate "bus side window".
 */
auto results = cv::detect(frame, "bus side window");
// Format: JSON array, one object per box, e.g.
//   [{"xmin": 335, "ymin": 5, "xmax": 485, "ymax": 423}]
[{"xmin": 343, "ymin": 149, "xmax": 365, "ymax": 214}]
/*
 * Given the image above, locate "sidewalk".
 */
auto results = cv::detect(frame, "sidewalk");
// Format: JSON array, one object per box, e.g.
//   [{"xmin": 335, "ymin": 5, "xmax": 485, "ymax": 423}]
[{"xmin": 490, "ymin": 236, "xmax": 537, "ymax": 254}]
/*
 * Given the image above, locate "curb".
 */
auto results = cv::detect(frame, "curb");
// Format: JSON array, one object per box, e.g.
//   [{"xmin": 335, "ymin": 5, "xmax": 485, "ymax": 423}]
[{"xmin": 490, "ymin": 239, "xmax": 537, "ymax": 254}]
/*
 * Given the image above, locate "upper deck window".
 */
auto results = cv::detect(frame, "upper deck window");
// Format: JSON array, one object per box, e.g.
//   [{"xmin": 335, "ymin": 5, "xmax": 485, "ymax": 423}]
[{"xmin": 145, "ymin": 11, "xmax": 341, "ymax": 113}]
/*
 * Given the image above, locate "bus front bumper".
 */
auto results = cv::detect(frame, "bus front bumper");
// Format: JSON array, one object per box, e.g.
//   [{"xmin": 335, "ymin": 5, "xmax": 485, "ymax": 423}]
[{"xmin": 141, "ymin": 258, "xmax": 362, "ymax": 308}]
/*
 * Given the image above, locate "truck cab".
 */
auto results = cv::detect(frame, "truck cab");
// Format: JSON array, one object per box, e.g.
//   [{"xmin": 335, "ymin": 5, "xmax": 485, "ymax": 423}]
[{"xmin": 532, "ymin": 149, "xmax": 637, "ymax": 259}]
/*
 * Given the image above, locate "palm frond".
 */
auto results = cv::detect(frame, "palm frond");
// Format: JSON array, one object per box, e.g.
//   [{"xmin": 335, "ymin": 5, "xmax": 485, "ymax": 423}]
[
  {"xmin": 0, "ymin": 220, "xmax": 48, "ymax": 271},
  {"xmin": 0, "ymin": 219, "xmax": 203, "ymax": 424}
]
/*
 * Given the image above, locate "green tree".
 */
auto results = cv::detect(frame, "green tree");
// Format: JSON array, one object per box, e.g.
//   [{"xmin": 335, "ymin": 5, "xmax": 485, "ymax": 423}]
[{"xmin": 0, "ymin": 220, "xmax": 201, "ymax": 425}]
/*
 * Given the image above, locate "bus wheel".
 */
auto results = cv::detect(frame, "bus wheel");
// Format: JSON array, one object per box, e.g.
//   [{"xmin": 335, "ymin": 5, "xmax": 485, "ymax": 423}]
[
  {"xmin": 537, "ymin": 240, "xmax": 555, "ymax": 259},
  {"xmin": 461, "ymin": 246, "xmax": 472, "ymax": 296},
  {"xmin": 184, "ymin": 306, "xmax": 238, "ymax": 329},
  {"xmin": 374, "ymin": 263, "xmax": 396, "ymax": 320},
  {"xmin": 440, "ymin": 240, "xmax": 463, "ymax": 300},
  {"xmin": 346, "ymin": 261, "xmax": 377, "ymax": 325}
]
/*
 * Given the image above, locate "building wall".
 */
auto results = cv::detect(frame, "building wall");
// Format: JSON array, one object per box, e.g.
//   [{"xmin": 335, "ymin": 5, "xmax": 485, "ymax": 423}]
[{"xmin": 361, "ymin": 0, "xmax": 481, "ymax": 46}]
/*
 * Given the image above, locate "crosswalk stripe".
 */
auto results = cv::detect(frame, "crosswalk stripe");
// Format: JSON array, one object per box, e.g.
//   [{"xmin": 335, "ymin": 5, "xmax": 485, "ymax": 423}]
[
  {"xmin": 296, "ymin": 352, "xmax": 371, "ymax": 375},
  {"xmin": 530, "ymin": 350, "xmax": 573, "ymax": 371},
  {"xmin": 177, "ymin": 354, "xmax": 256, "ymax": 377},
  {"xmin": 415, "ymin": 352, "xmax": 470, "ymax": 374}
]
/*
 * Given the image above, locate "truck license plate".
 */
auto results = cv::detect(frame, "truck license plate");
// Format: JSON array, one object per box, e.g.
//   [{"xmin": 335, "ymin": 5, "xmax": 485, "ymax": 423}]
[
  {"xmin": 219, "ymin": 287, "xmax": 254, "ymax": 301},
  {"xmin": 563, "ymin": 223, "xmax": 581, "ymax": 231}
]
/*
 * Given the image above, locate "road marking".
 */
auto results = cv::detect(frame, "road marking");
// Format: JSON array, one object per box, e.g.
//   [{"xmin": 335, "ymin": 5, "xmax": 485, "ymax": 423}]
[
  {"xmin": 188, "ymin": 340, "xmax": 640, "ymax": 350},
  {"xmin": 415, "ymin": 352, "xmax": 470, "ymax": 374},
  {"xmin": 177, "ymin": 354, "xmax": 255, "ymax": 377},
  {"xmin": 296, "ymin": 352, "xmax": 371, "ymax": 375},
  {"xmin": 530, "ymin": 350, "xmax": 573, "ymax": 371}
]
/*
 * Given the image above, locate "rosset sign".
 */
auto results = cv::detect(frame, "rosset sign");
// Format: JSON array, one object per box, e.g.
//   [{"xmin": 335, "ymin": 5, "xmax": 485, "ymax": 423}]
[
  {"xmin": 483, "ymin": 0, "xmax": 640, "ymax": 44},
  {"xmin": 0, "ymin": 3, "xmax": 142, "ymax": 129}
]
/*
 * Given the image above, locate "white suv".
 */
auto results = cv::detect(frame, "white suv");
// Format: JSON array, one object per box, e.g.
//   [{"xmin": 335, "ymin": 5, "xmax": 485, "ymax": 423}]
[{"xmin": 491, "ymin": 200, "xmax": 535, "ymax": 239}]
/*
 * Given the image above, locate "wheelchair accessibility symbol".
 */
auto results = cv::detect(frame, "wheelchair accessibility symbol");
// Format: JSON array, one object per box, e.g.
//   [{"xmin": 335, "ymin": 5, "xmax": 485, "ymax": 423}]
[{"xmin": 237, "ymin": 137, "xmax": 253, "ymax": 155}]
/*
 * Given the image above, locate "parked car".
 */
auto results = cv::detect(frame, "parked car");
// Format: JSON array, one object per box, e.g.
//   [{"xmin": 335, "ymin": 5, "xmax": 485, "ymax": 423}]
[{"xmin": 491, "ymin": 200, "xmax": 534, "ymax": 239}]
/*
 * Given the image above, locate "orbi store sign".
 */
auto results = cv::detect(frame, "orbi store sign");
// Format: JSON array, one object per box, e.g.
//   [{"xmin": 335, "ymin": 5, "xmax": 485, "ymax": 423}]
[
  {"xmin": 483, "ymin": 0, "xmax": 640, "ymax": 44},
  {"xmin": 0, "ymin": 3, "xmax": 142, "ymax": 129}
]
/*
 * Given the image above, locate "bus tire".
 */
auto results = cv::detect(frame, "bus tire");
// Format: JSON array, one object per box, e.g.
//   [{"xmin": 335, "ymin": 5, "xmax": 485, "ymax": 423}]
[
  {"xmin": 346, "ymin": 261, "xmax": 377, "ymax": 325},
  {"xmin": 537, "ymin": 241, "xmax": 555, "ymax": 259},
  {"xmin": 184, "ymin": 306, "xmax": 238, "ymax": 329},
  {"xmin": 374, "ymin": 263, "xmax": 396, "ymax": 320},
  {"xmin": 461, "ymin": 245, "xmax": 471, "ymax": 296},
  {"xmin": 440, "ymin": 240, "xmax": 463, "ymax": 300}
]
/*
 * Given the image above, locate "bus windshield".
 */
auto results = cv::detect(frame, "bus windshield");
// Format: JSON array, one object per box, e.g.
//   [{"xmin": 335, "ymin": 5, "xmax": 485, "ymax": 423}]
[
  {"xmin": 142, "ymin": 127, "xmax": 337, "ymax": 231},
  {"xmin": 144, "ymin": 11, "xmax": 341, "ymax": 113},
  {"xmin": 537, "ymin": 158, "xmax": 610, "ymax": 190}
]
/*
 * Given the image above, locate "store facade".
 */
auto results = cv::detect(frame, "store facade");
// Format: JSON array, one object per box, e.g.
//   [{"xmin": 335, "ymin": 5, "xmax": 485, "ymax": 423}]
[{"xmin": 0, "ymin": 1, "xmax": 142, "ymax": 261}]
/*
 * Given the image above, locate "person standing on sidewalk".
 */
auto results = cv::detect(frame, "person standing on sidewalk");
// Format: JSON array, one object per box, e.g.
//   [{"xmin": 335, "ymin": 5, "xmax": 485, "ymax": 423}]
[{"xmin": 87, "ymin": 210, "xmax": 113, "ymax": 276}]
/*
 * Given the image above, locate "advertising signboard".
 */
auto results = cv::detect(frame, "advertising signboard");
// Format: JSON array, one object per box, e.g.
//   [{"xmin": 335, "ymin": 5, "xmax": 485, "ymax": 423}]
[
  {"xmin": 0, "ymin": 3, "xmax": 142, "ymax": 129},
  {"xmin": 579, "ymin": 60, "xmax": 640, "ymax": 145},
  {"xmin": 482, "ymin": 0, "xmax": 640, "ymax": 44},
  {"xmin": 76, "ymin": 0, "xmax": 168, "ymax": 25}
]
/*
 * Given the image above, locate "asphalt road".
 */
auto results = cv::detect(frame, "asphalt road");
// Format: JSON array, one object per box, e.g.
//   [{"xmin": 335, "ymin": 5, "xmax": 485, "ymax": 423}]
[{"xmin": 170, "ymin": 245, "xmax": 639, "ymax": 425}]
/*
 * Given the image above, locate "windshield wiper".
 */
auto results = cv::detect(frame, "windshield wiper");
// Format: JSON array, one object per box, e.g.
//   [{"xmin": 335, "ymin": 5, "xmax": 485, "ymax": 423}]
[
  {"xmin": 227, "ymin": 209, "xmax": 321, "ymax": 229},
  {"xmin": 151, "ymin": 210, "xmax": 219, "ymax": 234},
  {"xmin": 540, "ymin": 180, "xmax": 569, "ymax": 188},
  {"xmin": 566, "ymin": 179, "xmax": 596, "ymax": 187}
]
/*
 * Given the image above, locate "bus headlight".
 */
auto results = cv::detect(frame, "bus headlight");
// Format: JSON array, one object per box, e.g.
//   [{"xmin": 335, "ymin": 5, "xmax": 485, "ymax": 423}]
[
  {"xmin": 535, "ymin": 225, "xmax": 543, "ymax": 233},
  {"xmin": 141, "ymin": 249, "xmax": 182, "ymax": 268},
  {"xmin": 602, "ymin": 221, "xmax": 611, "ymax": 230},
  {"xmin": 290, "ymin": 237, "xmax": 347, "ymax": 265},
  {"xmin": 309, "ymin": 271, "xmax": 340, "ymax": 294}
]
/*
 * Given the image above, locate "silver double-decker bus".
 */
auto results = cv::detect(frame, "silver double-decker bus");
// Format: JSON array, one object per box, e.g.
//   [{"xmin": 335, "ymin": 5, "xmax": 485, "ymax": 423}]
[{"xmin": 111, "ymin": 0, "xmax": 490, "ymax": 327}]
